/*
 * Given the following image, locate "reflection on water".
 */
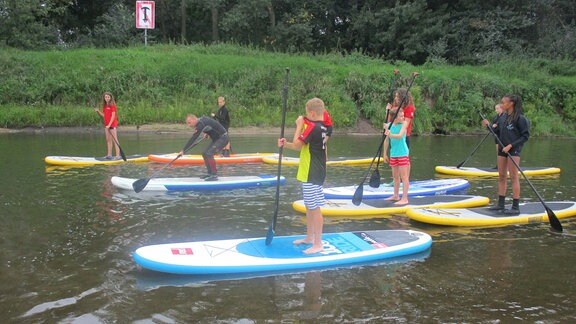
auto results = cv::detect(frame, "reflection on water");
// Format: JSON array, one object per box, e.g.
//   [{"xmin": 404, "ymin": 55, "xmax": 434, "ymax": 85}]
[{"xmin": 1, "ymin": 132, "xmax": 575, "ymax": 322}]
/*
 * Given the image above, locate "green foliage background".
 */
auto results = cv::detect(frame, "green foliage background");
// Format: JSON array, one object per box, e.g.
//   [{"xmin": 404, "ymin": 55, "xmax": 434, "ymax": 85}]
[{"xmin": 0, "ymin": 45, "xmax": 575, "ymax": 136}]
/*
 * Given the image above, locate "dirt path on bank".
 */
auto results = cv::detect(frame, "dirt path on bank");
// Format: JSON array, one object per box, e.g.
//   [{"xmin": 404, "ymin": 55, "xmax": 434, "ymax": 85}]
[{"xmin": 0, "ymin": 119, "xmax": 382, "ymax": 136}]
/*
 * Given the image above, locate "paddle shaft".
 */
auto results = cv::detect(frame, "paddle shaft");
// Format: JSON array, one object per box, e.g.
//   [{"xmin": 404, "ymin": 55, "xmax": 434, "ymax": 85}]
[
  {"xmin": 478, "ymin": 111, "xmax": 562, "ymax": 232},
  {"xmin": 266, "ymin": 68, "xmax": 290, "ymax": 245},
  {"xmin": 374, "ymin": 69, "xmax": 401, "ymax": 172},
  {"xmin": 456, "ymin": 131, "xmax": 491, "ymax": 168},
  {"xmin": 132, "ymin": 126, "xmax": 210, "ymax": 192},
  {"xmin": 273, "ymin": 68, "xmax": 290, "ymax": 230},
  {"xmin": 107, "ymin": 128, "xmax": 127, "ymax": 161}
]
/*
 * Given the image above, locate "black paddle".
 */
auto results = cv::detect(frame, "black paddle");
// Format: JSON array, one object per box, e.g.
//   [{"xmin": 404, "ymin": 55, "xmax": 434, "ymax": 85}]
[
  {"xmin": 132, "ymin": 125, "xmax": 212, "ymax": 193},
  {"xmin": 479, "ymin": 111, "xmax": 563, "ymax": 232},
  {"xmin": 266, "ymin": 68, "xmax": 290, "ymax": 246},
  {"xmin": 353, "ymin": 72, "xmax": 419, "ymax": 206},
  {"xmin": 455, "ymin": 131, "xmax": 491, "ymax": 168},
  {"xmin": 370, "ymin": 69, "xmax": 401, "ymax": 188},
  {"xmin": 108, "ymin": 128, "xmax": 127, "ymax": 161}
]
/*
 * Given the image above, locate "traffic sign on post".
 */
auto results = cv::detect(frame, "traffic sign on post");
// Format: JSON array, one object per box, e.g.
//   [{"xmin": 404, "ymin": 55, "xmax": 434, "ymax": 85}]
[{"xmin": 136, "ymin": 1, "xmax": 155, "ymax": 29}]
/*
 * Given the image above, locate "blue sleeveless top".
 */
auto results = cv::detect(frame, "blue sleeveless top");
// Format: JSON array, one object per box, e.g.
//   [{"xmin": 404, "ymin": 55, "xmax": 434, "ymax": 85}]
[{"xmin": 388, "ymin": 122, "xmax": 409, "ymax": 157}]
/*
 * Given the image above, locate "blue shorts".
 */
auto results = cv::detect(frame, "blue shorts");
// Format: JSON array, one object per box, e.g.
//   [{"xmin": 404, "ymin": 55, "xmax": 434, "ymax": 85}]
[{"xmin": 302, "ymin": 183, "xmax": 325, "ymax": 210}]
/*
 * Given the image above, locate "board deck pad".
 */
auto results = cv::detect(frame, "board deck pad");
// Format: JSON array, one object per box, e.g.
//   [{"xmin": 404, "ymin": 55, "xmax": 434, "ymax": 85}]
[
  {"xmin": 406, "ymin": 201, "xmax": 576, "ymax": 226},
  {"xmin": 133, "ymin": 230, "xmax": 432, "ymax": 275},
  {"xmin": 111, "ymin": 175, "xmax": 285, "ymax": 191},
  {"xmin": 292, "ymin": 195, "xmax": 489, "ymax": 216},
  {"xmin": 323, "ymin": 179, "xmax": 470, "ymax": 199},
  {"xmin": 44, "ymin": 154, "xmax": 148, "ymax": 166},
  {"xmin": 435, "ymin": 165, "xmax": 561, "ymax": 177}
]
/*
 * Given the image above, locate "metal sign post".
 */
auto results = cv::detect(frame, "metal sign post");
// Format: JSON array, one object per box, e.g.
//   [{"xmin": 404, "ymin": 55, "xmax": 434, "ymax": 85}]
[{"xmin": 136, "ymin": 1, "xmax": 155, "ymax": 45}]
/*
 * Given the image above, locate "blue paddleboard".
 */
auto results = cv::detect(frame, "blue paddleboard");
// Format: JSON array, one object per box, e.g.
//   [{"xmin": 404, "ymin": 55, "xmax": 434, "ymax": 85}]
[
  {"xmin": 133, "ymin": 230, "xmax": 432, "ymax": 275},
  {"xmin": 323, "ymin": 178, "xmax": 469, "ymax": 199},
  {"xmin": 111, "ymin": 175, "xmax": 285, "ymax": 191}
]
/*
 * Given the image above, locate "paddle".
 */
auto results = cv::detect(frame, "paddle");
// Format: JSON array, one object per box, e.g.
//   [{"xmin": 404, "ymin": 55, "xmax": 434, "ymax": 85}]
[
  {"xmin": 479, "ymin": 111, "xmax": 563, "ymax": 232},
  {"xmin": 353, "ymin": 72, "xmax": 419, "ymax": 206},
  {"xmin": 266, "ymin": 68, "xmax": 290, "ymax": 246},
  {"xmin": 108, "ymin": 128, "xmax": 127, "ymax": 161},
  {"xmin": 455, "ymin": 131, "xmax": 491, "ymax": 168},
  {"xmin": 370, "ymin": 69, "xmax": 401, "ymax": 188},
  {"xmin": 132, "ymin": 125, "xmax": 212, "ymax": 193}
]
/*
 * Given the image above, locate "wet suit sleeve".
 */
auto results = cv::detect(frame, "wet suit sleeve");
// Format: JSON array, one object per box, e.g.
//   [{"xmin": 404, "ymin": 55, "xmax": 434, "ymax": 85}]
[
  {"xmin": 182, "ymin": 120, "xmax": 206, "ymax": 152},
  {"xmin": 511, "ymin": 116, "xmax": 530, "ymax": 148}
]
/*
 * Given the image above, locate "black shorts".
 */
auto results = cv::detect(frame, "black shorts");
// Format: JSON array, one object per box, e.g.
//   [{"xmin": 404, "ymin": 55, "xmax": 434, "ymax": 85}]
[{"xmin": 497, "ymin": 145, "xmax": 521, "ymax": 157}]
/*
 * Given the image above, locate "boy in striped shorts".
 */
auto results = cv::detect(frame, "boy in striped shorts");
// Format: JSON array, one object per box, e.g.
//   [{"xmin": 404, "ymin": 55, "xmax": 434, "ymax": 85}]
[{"xmin": 278, "ymin": 98, "xmax": 328, "ymax": 254}]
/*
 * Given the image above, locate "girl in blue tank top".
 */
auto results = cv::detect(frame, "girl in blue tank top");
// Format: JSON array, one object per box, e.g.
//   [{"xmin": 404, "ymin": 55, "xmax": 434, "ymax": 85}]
[{"xmin": 383, "ymin": 108, "xmax": 410, "ymax": 205}]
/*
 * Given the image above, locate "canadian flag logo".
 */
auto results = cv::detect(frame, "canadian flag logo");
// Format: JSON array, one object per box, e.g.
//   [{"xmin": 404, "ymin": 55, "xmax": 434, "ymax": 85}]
[{"xmin": 171, "ymin": 247, "xmax": 193, "ymax": 255}]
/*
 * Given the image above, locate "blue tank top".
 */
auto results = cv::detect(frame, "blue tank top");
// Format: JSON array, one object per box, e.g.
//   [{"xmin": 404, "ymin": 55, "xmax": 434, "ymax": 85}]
[{"xmin": 388, "ymin": 122, "xmax": 409, "ymax": 157}]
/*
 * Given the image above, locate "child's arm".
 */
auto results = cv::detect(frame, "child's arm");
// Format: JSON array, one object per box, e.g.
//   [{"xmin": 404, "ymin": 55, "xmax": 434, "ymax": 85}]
[
  {"xmin": 385, "ymin": 122, "xmax": 408, "ymax": 139},
  {"xmin": 382, "ymin": 137, "xmax": 390, "ymax": 163}
]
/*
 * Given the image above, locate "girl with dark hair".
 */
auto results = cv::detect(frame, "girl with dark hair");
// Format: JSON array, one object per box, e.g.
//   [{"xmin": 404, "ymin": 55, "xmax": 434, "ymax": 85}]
[{"xmin": 483, "ymin": 94, "xmax": 530, "ymax": 214}]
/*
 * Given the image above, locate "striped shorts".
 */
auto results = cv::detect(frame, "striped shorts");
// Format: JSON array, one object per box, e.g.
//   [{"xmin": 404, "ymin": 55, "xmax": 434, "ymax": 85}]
[
  {"xmin": 302, "ymin": 182, "xmax": 325, "ymax": 210},
  {"xmin": 389, "ymin": 156, "xmax": 410, "ymax": 167}
]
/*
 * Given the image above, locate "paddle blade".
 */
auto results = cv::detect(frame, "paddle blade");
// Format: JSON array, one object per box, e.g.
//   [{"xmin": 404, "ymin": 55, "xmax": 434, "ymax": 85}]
[
  {"xmin": 369, "ymin": 169, "xmax": 381, "ymax": 188},
  {"xmin": 119, "ymin": 147, "xmax": 127, "ymax": 162},
  {"xmin": 132, "ymin": 178, "xmax": 150, "ymax": 193},
  {"xmin": 455, "ymin": 160, "xmax": 465, "ymax": 169},
  {"xmin": 265, "ymin": 226, "xmax": 275, "ymax": 245},
  {"xmin": 545, "ymin": 206, "xmax": 563, "ymax": 232},
  {"xmin": 352, "ymin": 184, "xmax": 364, "ymax": 206}
]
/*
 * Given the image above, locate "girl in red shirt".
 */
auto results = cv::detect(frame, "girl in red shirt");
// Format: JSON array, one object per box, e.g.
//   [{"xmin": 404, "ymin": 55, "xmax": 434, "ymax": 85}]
[{"xmin": 94, "ymin": 92, "xmax": 121, "ymax": 159}]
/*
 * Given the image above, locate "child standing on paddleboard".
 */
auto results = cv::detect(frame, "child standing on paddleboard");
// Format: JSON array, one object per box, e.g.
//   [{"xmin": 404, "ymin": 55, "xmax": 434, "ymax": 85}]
[
  {"xmin": 278, "ymin": 98, "xmax": 328, "ymax": 254},
  {"xmin": 383, "ymin": 108, "xmax": 410, "ymax": 205},
  {"xmin": 482, "ymin": 94, "xmax": 530, "ymax": 215},
  {"xmin": 94, "ymin": 92, "xmax": 121, "ymax": 160},
  {"xmin": 387, "ymin": 88, "xmax": 415, "ymax": 148}
]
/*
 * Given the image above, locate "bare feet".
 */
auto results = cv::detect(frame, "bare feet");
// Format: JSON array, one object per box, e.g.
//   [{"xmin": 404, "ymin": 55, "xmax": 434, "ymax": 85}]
[
  {"xmin": 303, "ymin": 245, "xmax": 323, "ymax": 254},
  {"xmin": 294, "ymin": 238, "xmax": 313, "ymax": 245},
  {"xmin": 385, "ymin": 196, "xmax": 399, "ymax": 201},
  {"xmin": 394, "ymin": 199, "xmax": 409, "ymax": 205}
]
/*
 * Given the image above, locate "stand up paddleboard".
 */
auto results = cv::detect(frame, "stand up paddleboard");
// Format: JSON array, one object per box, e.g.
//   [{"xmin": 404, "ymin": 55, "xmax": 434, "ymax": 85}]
[
  {"xmin": 435, "ymin": 166, "xmax": 561, "ymax": 177},
  {"xmin": 323, "ymin": 179, "xmax": 470, "ymax": 199},
  {"xmin": 262, "ymin": 155, "xmax": 384, "ymax": 166},
  {"xmin": 44, "ymin": 155, "xmax": 148, "ymax": 166},
  {"xmin": 406, "ymin": 201, "xmax": 576, "ymax": 227},
  {"xmin": 133, "ymin": 230, "xmax": 432, "ymax": 275},
  {"xmin": 148, "ymin": 153, "xmax": 274, "ymax": 165},
  {"xmin": 135, "ymin": 249, "xmax": 431, "ymax": 289},
  {"xmin": 111, "ymin": 175, "xmax": 285, "ymax": 191},
  {"xmin": 293, "ymin": 195, "xmax": 489, "ymax": 216}
]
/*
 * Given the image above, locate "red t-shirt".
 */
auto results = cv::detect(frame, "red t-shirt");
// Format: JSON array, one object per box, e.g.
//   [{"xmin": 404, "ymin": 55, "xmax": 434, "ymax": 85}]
[
  {"xmin": 103, "ymin": 104, "xmax": 118, "ymax": 127},
  {"xmin": 403, "ymin": 105, "xmax": 415, "ymax": 136}
]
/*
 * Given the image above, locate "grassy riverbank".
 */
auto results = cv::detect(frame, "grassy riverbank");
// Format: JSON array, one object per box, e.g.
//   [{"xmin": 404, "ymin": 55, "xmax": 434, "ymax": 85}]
[{"xmin": 1, "ymin": 44, "xmax": 575, "ymax": 136}]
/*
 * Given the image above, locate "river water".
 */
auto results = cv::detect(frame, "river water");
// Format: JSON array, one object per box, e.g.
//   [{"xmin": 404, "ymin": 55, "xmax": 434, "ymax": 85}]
[{"xmin": 1, "ymin": 131, "xmax": 575, "ymax": 323}]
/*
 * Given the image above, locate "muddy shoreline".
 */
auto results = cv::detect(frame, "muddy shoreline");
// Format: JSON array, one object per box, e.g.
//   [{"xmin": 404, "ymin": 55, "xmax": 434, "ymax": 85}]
[{"xmin": 0, "ymin": 123, "xmax": 382, "ymax": 136}]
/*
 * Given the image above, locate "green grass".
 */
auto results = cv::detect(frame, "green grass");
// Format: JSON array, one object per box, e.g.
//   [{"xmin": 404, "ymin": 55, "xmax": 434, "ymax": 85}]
[{"xmin": 0, "ymin": 44, "xmax": 575, "ymax": 136}]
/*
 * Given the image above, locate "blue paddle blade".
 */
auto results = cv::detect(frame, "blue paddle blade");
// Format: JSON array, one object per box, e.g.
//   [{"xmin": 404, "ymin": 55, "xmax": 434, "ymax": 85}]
[
  {"xmin": 352, "ymin": 185, "xmax": 364, "ymax": 206},
  {"xmin": 265, "ymin": 226, "xmax": 275, "ymax": 245},
  {"xmin": 369, "ymin": 169, "xmax": 381, "ymax": 188}
]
